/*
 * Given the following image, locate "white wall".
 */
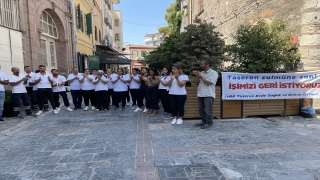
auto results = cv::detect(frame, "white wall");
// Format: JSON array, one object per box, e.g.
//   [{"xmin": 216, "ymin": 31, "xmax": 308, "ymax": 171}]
[{"xmin": 0, "ymin": 27, "xmax": 24, "ymax": 75}]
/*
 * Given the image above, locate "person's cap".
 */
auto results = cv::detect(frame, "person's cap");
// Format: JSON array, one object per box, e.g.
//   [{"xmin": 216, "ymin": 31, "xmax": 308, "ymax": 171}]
[{"xmin": 98, "ymin": 70, "xmax": 104, "ymax": 74}]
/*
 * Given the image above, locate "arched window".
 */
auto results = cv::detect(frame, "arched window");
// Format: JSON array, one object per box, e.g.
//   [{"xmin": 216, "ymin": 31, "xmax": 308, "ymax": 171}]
[
  {"xmin": 99, "ymin": 30, "xmax": 101, "ymax": 43},
  {"xmin": 40, "ymin": 11, "xmax": 58, "ymax": 38},
  {"xmin": 94, "ymin": 26, "xmax": 97, "ymax": 41}
]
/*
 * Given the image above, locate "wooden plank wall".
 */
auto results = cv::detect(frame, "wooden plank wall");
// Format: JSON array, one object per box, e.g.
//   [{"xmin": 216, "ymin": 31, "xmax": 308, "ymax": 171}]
[
  {"xmin": 243, "ymin": 100, "xmax": 285, "ymax": 117},
  {"xmin": 222, "ymin": 100, "xmax": 241, "ymax": 118},
  {"xmin": 286, "ymin": 99, "xmax": 300, "ymax": 115},
  {"xmin": 184, "ymin": 87, "xmax": 221, "ymax": 119}
]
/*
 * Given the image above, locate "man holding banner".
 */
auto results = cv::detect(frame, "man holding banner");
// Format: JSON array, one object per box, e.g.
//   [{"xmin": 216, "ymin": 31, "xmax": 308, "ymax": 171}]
[{"xmin": 193, "ymin": 60, "xmax": 218, "ymax": 129}]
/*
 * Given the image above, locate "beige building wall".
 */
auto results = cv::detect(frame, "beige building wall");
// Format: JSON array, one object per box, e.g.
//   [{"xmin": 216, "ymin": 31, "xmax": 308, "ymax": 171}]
[
  {"xmin": 113, "ymin": 10, "xmax": 123, "ymax": 51},
  {"xmin": 93, "ymin": 0, "xmax": 103, "ymax": 45}
]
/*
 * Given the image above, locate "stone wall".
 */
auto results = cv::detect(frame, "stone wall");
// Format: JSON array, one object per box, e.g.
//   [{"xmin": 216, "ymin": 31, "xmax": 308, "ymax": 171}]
[
  {"xmin": 19, "ymin": 0, "xmax": 73, "ymax": 75},
  {"xmin": 190, "ymin": 0, "xmax": 320, "ymax": 110}
]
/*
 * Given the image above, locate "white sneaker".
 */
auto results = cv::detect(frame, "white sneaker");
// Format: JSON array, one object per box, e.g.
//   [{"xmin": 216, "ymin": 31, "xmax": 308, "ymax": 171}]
[
  {"xmin": 36, "ymin": 110, "xmax": 43, "ymax": 116},
  {"xmin": 95, "ymin": 109, "xmax": 100, "ymax": 112},
  {"xmin": 84, "ymin": 106, "xmax": 88, "ymax": 111},
  {"xmin": 92, "ymin": 106, "xmax": 96, "ymax": 110},
  {"xmin": 134, "ymin": 107, "xmax": 141, "ymax": 112},
  {"xmin": 171, "ymin": 118, "xmax": 177, "ymax": 125},
  {"xmin": 176, "ymin": 119, "xmax": 183, "ymax": 124},
  {"xmin": 66, "ymin": 107, "xmax": 73, "ymax": 112},
  {"xmin": 56, "ymin": 107, "xmax": 61, "ymax": 112},
  {"xmin": 53, "ymin": 109, "xmax": 59, "ymax": 114},
  {"xmin": 143, "ymin": 108, "xmax": 148, "ymax": 113}
]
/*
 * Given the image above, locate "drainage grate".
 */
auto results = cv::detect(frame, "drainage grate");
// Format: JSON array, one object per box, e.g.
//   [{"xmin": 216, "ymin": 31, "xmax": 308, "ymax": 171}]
[{"xmin": 157, "ymin": 164, "xmax": 226, "ymax": 180}]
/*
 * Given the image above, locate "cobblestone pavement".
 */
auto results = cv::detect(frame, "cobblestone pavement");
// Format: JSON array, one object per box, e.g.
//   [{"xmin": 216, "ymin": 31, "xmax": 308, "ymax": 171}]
[{"xmin": 0, "ymin": 103, "xmax": 320, "ymax": 180}]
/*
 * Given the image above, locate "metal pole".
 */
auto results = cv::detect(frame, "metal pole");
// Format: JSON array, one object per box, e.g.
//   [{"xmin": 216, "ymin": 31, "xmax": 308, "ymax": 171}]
[{"xmin": 70, "ymin": 0, "xmax": 77, "ymax": 68}]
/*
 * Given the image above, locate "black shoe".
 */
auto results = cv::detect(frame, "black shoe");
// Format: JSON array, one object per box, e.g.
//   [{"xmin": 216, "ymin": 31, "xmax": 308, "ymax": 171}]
[
  {"xmin": 73, "ymin": 107, "xmax": 78, "ymax": 110},
  {"xmin": 0, "ymin": 118, "xmax": 4, "ymax": 121},
  {"xmin": 194, "ymin": 122, "xmax": 206, "ymax": 126},
  {"xmin": 44, "ymin": 108, "xmax": 49, "ymax": 112},
  {"xmin": 200, "ymin": 124, "xmax": 212, "ymax": 129},
  {"xmin": 78, "ymin": 106, "xmax": 82, "ymax": 109}
]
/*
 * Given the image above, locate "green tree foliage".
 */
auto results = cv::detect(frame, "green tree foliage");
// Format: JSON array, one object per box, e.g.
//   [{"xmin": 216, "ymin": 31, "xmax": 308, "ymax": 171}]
[
  {"xmin": 158, "ymin": 26, "xmax": 170, "ymax": 33},
  {"xmin": 226, "ymin": 19, "xmax": 300, "ymax": 73},
  {"xmin": 158, "ymin": 1, "xmax": 184, "ymax": 34},
  {"xmin": 146, "ymin": 17, "xmax": 225, "ymax": 75},
  {"xmin": 175, "ymin": 17, "xmax": 225, "ymax": 74}
]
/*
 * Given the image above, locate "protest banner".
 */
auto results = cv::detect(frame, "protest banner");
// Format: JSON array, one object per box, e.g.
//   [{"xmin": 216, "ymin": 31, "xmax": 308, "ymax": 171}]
[{"xmin": 222, "ymin": 71, "xmax": 320, "ymax": 100}]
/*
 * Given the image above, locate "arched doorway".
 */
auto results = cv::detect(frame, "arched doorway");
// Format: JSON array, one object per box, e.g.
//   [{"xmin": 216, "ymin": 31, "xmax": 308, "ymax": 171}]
[{"xmin": 40, "ymin": 11, "xmax": 58, "ymax": 71}]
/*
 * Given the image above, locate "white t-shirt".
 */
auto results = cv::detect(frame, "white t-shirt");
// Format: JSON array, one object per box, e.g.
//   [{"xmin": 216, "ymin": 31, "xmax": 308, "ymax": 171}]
[
  {"xmin": 169, "ymin": 75, "xmax": 189, "ymax": 95},
  {"xmin": 106, "ymin": 74, "xmax": 116, "ymax": 89},
  {"xmin": 129, "ymin": 74, "xmax": 141, "ymax": 89},
  {"xmin": 52, "ymin": 75, "xmax": 67, "ymax": 92},
  {"xmin": 67, "ymin": 73, "xmax": 83, "ymax": 90},
  {"xmin": 197, "ymin": 69, "xmax": 218, "ymax": 98},
  {"xmin": 81, "ymin": 75, "xmax": 95, "ymax": 90},
  {"xmin": 21, "ymin": 72, "xmax": 35, "ymax": 87},
  {"xmin": 159, "ymin": 75, "xmax": 170, "ymax": 91},
  {"xmin": 0, "ymin": 72, "xmax": 8, "ymax": 92},
  {"xmin": 9, "ymin": 74, "xmax": 27, "ymax": 93},
  {"xmin": 114, "ymin": 75, "xmax": 130, "ymax": 92},
  {"xmin": 92, "ymin": 76, "xmax": 108, "ymax": 91},
  {"xmin": 31, "ymin": 74, "xmax": 38, "ymax": 91},
  {"xmin": 33, "ymin": 72, "xmax": 54, "ymax": 88}
]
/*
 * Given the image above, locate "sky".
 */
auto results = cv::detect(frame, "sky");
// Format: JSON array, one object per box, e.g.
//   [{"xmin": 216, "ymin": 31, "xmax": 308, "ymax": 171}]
[{"xmin": 114, "ymin": 0, "xmax": 175, "ymax": 46}]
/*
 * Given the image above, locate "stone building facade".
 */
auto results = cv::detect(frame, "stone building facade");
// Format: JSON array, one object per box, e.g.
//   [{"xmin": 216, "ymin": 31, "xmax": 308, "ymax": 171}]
[
  {"xmin": 19, "ymin": 0, "xmax": 73, "ymax": 76},
  {"xmin": 189, "ymin": 0, "xmax": 320, "ymax": 109},
  {"xmin": 189, "ymin": 0, "xmax": 320, "ymax": 71}
]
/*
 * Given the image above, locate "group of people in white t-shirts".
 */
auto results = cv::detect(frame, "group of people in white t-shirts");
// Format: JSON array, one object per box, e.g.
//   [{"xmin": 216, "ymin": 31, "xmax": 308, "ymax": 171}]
[
  {"xmin": 0, "ymin": 65, "xmax": 191, "ymax": 125},
  {"xmin": 65, "ymin": 66, "xmax": 190, "ymax": 124},
  {"xmin": 1, "ymin": 61, "xmax": 218, "ymax": 128}
]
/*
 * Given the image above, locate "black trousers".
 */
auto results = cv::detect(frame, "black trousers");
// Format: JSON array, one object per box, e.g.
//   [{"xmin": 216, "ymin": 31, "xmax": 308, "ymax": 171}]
[
  {"xmin": 107, "ymin": 89, "xmax": 115, "ymax": 106},
  {"xmin": 32, "ymin": 90, "xmax": 38, "ymax": 111},
  {"xmin": 37, "ymin": 88, "xmax": 56, "ymax": 110},
  {"xmin": 26, "ymin": 87, "xmax": 33, "ymax": 108},
  {"xmin": 137, "ymin": 89, "xmax": 146, "ymax": 108},
  {"xmin": 114, "ymin": 91, "xmax": 126, "ymax": 108},
  {"xmin": 53, "ymin": 91, "xmax": 70, "ymax": 107},
  {"xmin": 159, "ymin": 89, "xmax": 172, "ymax": 113},
  {"xmin": 95, "ymin": 90, "xmax": 109, "ymax": 110},
  {"xmin": 130, "ymin": 89, "xmax": 139, "ymax": 106},
  {"xmin": 169, "ymin": 95, "xmax": 187, "ymax": 117},
  {"xmin": 71, "ymin": 90, "xmax": 82, "ymax": 108},
  {"xmin": 82, "ymin": 90, "xmax": 96, "ymax": 107},
  {"xmin": 146, "ymin": 87, "xmax": 159, "ymax": 110},
  {"xmin": 126, "ymin": 86, "xmax": 130, "ymax": 103},
  {"xmin": 12, "ymin": 93, "xmax": 32, "ymax": 116}
]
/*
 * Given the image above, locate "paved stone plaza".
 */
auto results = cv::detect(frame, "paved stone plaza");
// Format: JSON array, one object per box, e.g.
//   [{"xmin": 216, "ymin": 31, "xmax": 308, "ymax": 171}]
[{"xmin": 0, "ymin": 106, "xmax": 320, "ymax": 180}]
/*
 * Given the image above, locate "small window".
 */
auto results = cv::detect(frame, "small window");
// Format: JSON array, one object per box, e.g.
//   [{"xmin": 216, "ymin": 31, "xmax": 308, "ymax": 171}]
[
  {"xmin": 40, "ymin": 11, "xmax": 58, "ymax": 38},
  {"xmin": 114, "ymin": 19, "xmax": 119, "ymax": 27},
  {"xmin": 95, "ymin": 26, "xmax": 97, "ymax": 41},
  {"xmin": 115, "ymin": 33, "xmax": 119, "ymax": 41}
]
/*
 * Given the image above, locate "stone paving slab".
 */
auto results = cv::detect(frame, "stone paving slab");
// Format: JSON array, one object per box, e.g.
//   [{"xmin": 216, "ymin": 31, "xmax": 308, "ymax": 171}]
[{"xmin": 1, "ymin": 99, "xmax": 320, "ymax": 180}]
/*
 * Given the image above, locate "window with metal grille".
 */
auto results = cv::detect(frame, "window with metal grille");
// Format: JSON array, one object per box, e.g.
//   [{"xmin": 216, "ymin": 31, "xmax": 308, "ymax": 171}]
[
  {"xmin": 41, "ymin": 39, "xmax": 48, "ymax": 66},
  {"xmin": 40, "ymin": 11, "xmax": 58, "ymax": 38},
  {"xmin": 50, "ymin": 42, "xmax": 56, "ymax": 66},
  {"xmin": 0, "ymin": 0, "xmax": 20, "ymax": 30}
]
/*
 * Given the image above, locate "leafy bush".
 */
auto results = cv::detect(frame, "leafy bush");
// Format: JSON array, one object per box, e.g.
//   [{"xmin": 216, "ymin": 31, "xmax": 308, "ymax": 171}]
[
  {"xmin": 175, "ymin": 17, "xmax": 225, "ymax": 74},
  {"xmin": 225, "ymin": 19, "xmax": 300, "ymax": 73},
  {"xmin": 146, "ymin": 17, "xmax": 226, "ymax": 75}
]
